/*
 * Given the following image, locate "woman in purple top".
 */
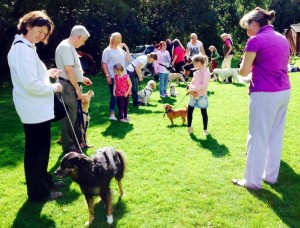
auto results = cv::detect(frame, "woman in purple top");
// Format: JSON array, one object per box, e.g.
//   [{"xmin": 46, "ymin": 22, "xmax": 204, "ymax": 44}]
[{"xmin": 232, "ymin": 7, "xmax": 291, "ymax": 190}]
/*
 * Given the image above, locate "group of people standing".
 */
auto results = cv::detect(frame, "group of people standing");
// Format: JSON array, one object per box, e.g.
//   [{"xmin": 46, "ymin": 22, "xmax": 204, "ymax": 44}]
[{"xmin": 7, "ymin": 6, "xmax": 291, "ymax": 206}]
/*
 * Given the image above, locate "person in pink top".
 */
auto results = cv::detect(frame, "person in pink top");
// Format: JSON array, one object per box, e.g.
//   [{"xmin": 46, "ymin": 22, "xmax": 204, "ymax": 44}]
[
  {"xmin": 113, "ymin": 64, "xmax": 132, "ymax": 122},
  {"xmin": 232, "ymin": 7, "xmax": 291, "ymax": 190},
  {"xmin": 171, "ymin": 39, "xmax": 186, "ymax": 73},
  {"xmin": 187, "ymin": 54, "xmax": 211, "ymax": 136},
  {"xmin": 221, "ymin": 33, "xmax": 234, "ymax": 69}
]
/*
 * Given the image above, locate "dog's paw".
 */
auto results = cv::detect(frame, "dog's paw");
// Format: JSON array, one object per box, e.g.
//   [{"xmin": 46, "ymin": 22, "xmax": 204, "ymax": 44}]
[
  {"xmin": 84, "ymin": 221, "xmax": 90, "ymax": 227},
  {"xmin": 107, "ymin": 215, "xmax": 113, "ymax": 224},
  {"xmin": 120, "ymin": 191, "xmax": 126, "ymax": 197}
]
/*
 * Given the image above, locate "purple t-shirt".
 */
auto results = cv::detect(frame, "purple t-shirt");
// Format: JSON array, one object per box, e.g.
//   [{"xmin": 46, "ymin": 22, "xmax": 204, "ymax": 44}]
[{"xmin": 245, "ymin": 25, "xmax": 290, "ymax": 93}]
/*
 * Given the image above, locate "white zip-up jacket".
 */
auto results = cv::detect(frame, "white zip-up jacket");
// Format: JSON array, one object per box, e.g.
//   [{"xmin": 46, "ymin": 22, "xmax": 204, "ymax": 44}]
[{"xmin": 7, "ymin": 34, "xmax": 58, "ymax": 124}]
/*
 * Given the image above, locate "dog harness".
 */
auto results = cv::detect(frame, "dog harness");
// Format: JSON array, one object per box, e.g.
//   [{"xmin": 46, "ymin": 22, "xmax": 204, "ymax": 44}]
[{"xmin": 142, "ymin": 87, "xmax": 153, "ymax": 97}]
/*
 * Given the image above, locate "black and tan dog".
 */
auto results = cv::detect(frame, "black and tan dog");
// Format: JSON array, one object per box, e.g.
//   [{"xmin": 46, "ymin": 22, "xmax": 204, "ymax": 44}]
[{"xmin": 54, "ymin": 147, "xmax": 126, "ymax": 225}]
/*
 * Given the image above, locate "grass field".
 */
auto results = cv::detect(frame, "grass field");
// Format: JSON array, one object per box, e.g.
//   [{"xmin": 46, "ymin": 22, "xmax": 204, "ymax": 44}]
[{"xmin": 0, "ymin": 67, "xmax": 299, "ymax": 227}]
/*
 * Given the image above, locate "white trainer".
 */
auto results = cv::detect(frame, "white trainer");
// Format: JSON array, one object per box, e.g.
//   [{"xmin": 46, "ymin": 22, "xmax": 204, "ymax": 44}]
[{"xmin": 109, "ymin": 114, "xmax": 117, "ymax": 121}]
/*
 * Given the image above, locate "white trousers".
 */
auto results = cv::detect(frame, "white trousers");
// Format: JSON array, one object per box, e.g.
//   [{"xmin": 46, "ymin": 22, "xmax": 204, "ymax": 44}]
[
  {"xmin": 221, "ymin": 54, "xmax": 233, "ymax": 69},
  {"xmin": 243, "ymin": 90, "xmax": 290, "ymax": 188}
]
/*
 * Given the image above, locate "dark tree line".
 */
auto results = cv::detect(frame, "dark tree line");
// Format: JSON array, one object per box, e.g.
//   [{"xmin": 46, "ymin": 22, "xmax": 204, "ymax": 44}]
[{"xmin": 0, "ymin": 0, "xmax": 299, "ymax": 81}]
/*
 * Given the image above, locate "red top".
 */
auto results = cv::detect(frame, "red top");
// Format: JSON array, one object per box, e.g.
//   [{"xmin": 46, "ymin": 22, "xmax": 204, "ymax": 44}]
[
  {"xmin": 114, "ymin": 74, "xmax": 131, "ymax": 96},
  {"xmin": 173, "ymin": 46, "xmax": 185, "ymax": 64}
]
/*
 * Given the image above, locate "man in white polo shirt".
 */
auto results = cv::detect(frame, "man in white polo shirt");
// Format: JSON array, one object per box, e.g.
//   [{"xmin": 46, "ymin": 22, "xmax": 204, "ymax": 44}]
[{"xmin": 55, "ymin": 25, "xmax": 93, "ymax": 153}]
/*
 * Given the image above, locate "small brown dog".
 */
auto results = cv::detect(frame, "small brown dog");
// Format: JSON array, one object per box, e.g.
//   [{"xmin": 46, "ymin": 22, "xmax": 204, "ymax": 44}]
[
  {"xmin": 81, "ymin": 90, "xmax": 94, "ymax": 148},
  {"xmin": 55, "ymin": 90, "xmax": 95, "ymax": 147},
  {"xmin": 164, "ymin": 103, "xmax": 187, "ymax": 125}
]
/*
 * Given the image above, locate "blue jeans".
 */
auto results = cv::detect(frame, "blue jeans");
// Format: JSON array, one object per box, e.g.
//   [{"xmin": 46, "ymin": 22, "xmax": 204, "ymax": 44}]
[
  {"xmin": 108, "ymin": 78, "xmax": 117, "ymax": 112},
  {"xmin": 159, "ymin": 73, "xmax": 169, "ymax": 95}
]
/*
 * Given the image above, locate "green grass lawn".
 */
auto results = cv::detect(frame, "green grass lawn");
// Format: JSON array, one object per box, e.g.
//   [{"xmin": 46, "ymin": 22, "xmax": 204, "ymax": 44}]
[{"xmin": 0, "ymin": 69, "xmax": 299, "ymax": 227}]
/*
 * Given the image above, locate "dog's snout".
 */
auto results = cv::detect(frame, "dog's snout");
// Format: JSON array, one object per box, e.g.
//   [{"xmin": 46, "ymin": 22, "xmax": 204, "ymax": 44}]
[{"xmin": 54, "ymin": 167, "xmax": 60, "ymax": 176}]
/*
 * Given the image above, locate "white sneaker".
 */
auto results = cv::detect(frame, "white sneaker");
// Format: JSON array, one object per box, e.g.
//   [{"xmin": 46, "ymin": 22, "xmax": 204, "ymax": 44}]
[
  {"xmin": 109, "ymin": 114, "xmax": 117, "ymax": 121},
  {"xmin": 125, "ymin": 117, "xmax": 131, "ymax": 122},
  {"xmin": 203, "ymin": 130, "xmax": 209, "ymax": 136},
  {"xmin": 188, "ymin": 127, "xmax": 193, "ymax": 134},
  {"xmin": 120, "ymin": 119, "xmax": 128, "ymax": 122}
]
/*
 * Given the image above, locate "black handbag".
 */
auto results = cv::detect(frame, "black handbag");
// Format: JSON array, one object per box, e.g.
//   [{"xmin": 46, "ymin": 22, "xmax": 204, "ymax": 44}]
[{"xmin": 51, "ymin": 93, "xmax": 67, "ymax": 122}]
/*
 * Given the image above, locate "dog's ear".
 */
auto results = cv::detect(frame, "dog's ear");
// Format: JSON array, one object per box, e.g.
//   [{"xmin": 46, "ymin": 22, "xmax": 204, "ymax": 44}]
[{"xmin": 88, "ymin": 90, "xmax": 95, "ymax": 98}]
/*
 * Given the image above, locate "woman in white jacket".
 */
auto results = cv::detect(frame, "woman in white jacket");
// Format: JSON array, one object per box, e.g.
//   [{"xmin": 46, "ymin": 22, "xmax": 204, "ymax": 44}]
[{"xmin": 7, "ymin": 11, "xmax": 63, "ymax": 202}]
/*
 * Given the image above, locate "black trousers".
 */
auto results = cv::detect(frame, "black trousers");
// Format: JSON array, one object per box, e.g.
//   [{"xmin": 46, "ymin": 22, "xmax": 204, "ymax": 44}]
[
  {"xmin": 128, "ymin": 71, "xmax": 139, "ymax": 105},
  {"xmin": 117, "ymin": 96, "xmax": 129, "ymax": 119},
  {"xmin": 174, "ymin": 61, "xmax": 185, "ymax": 73},
  {"xmin": 187, "ymin": 106, "xmax": 208, "ymax": 130},
  {"xmin": 24, "ymin": 121, "xmax": 53, "ymax": 201}
]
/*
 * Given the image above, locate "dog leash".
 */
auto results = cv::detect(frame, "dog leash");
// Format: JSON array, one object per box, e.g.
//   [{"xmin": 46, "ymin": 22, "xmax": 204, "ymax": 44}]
[
  {"xmin": 56, "ymin": 78, "xmax": 83, "ymax": 154},
  {"xmin": 163, "ymin": 93, "xmax": 189, "ymax": 117}
]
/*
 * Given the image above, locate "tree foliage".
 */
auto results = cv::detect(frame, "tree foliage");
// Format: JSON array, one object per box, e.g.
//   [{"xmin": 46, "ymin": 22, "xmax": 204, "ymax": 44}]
[{"xmin": 0, "ymin": 0, "xmax": 299, "ymax": 81}]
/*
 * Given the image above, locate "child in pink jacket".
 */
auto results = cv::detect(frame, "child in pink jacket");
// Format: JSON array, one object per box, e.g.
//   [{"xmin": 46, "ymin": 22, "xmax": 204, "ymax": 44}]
[{"xmin": 187, "ymin": 54, "xmax": 211, "ymax": 135}]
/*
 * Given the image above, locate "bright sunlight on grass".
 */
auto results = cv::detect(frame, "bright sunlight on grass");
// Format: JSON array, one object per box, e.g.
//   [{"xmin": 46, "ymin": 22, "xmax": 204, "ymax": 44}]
[{"xmin": 0, "ymin": 68, "xmax": 299, "ymax": 227}]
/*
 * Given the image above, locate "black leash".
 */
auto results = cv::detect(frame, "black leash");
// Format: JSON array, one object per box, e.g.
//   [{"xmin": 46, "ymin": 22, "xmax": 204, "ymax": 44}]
[
  {"xmin": 163, "ymin": 92, "xmax": 189, "ymax": 117},
  {"xmin": 56, "ymin": 78, "xmax": 83, "ymax": 154}
]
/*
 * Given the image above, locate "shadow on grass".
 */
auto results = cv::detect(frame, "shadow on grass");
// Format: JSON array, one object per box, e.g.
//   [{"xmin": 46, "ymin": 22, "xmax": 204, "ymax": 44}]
[
  {"xmin": 12, "ymin": 200, "xmax": 55, "ymax": 227},
  {"xmin": 216, "ymin": 81, "xmax": 245, "ymax": 87},
  {"xmin": 249, "ymin": 161, "xmax": 300, "ymax": 227},
  {"xmin": 128, "ymin": 106, "xmax": 156, "ymax": 114},
  {"xmin": 166, "ymin": 123, "xmax": 187, "ymax": 128},
  {"xmin": 189, "ymin": 133, "xmax": 229, "ymax": 157},
  {"xmin": 90, "ymin": 196, "xmax": 128, "ymax": 228},
  {"xmin": 176, "ymin": 83, "xmax": 188, "ymax": 88},
  {"xmin": 207, "ymin": 90, "xmax": 215, "ymax": 96},
  {"xmin": 102, "ymin": 121, "xmax": 133, "ymax": 139},
  {"xmin": 232, "ymin": 82, "xmax": 246, "ymax": 87},
  {"xmin": 157, "ymin": 97, "xmax": 177, "ymax": 105}
]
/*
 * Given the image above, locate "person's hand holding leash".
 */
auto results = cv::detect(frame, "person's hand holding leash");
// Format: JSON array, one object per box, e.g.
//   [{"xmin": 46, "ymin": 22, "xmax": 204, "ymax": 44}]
[
  {"xmin": 75, "ymin": 88, "xmax": 82, "ymax": 100},
  {"xmin": 55, "ymin": 83, "xmax": 63, "ymax": 93},
  {"xmin": 48, "ymin": 68, "xmax": 62, "ymax": 79}
]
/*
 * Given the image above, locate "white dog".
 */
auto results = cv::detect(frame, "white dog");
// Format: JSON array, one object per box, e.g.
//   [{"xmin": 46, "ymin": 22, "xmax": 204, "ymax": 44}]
[
  {"xmin": 138, "ymin": 80, "xmax": 156, "ymax": 105},
  {"xmin": 168, "ymin": 72, "xmax": 186, "ymax": 86},
  {"xmin": 212, "ymin": 68, "xmax": 239, "ymax": 83},
  {"xmin": 169, "ymin": 84, "xmax": 179, "ymax": 97}
]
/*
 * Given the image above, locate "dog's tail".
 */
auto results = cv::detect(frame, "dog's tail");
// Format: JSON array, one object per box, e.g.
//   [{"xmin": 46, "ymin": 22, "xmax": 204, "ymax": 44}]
[{"xmin": 115, "ymin": 150, "xmax": 126, "ymax": 181}]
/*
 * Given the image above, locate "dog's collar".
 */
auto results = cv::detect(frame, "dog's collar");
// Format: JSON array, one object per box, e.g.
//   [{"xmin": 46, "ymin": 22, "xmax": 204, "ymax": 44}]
[
  {"xmin": 82, "ymin": 111, "xmax": 89, "ymax": 116},
  {"xmin": 145, "ymin": 87, "xmax": 153, "ymax": 92}
]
